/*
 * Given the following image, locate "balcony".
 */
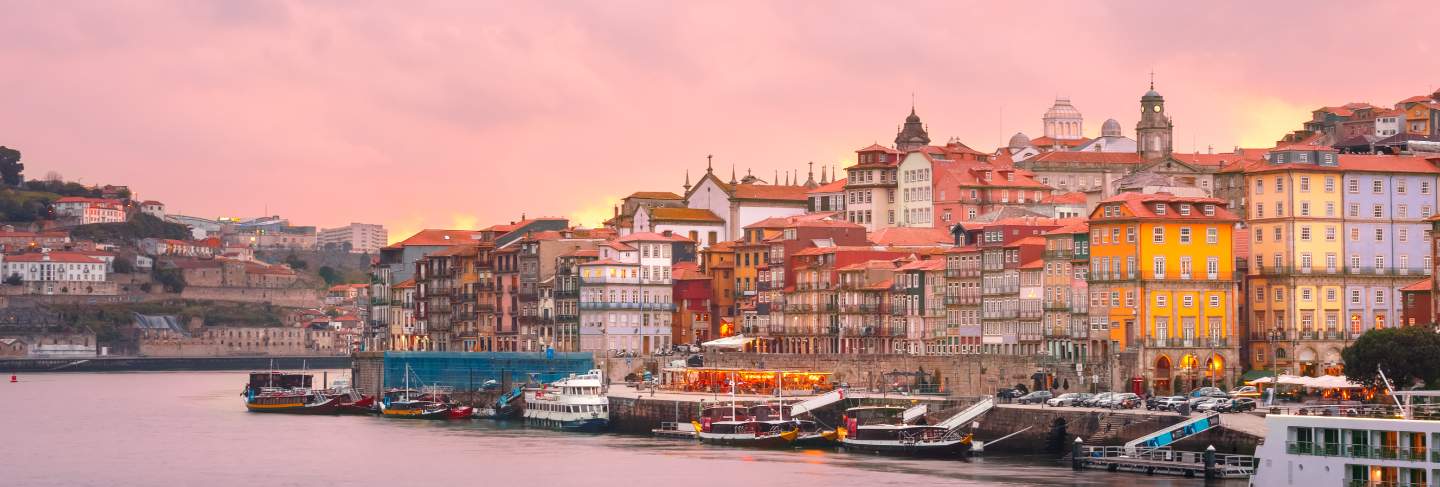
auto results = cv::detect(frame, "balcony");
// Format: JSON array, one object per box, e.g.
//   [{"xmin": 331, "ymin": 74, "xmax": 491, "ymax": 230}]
[
  {"xmin": 1042, "ymin": 301, "xmax": 1070, "ymax": 311},
  {"xmin": 1044, "ymin": 249, "xmax": 1073, "ymax": 260},
  {"xmin": 578, "ymin": 302, "xmax": 678, "ymax": 311},
  {"xmin": 1145, "ymin": 338, "xmax": 1230, "ymax": 348},
  {"xmin": 785, "ymin": 304, "xmax": 814, "ymax": 313},
  {"xmin": 839, "ymin": 304, "xmax": 881, "ymax": 314}
]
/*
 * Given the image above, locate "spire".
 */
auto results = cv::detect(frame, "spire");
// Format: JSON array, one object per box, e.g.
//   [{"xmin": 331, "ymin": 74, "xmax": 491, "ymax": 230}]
[
  {"xmin": 706, "ymin": 154, "xmax": 713, "ymax": 173},
  {"xmin": 820, "ymin": 165, "xmax": 828, "ymax": 184},
  {"xmin": 1149, "ymin": 68, "xmax": 1155, "ymax": 90},
  {"xmin": 729, "ymin": 164, "xmax": 736, "ymax": 185},
  {"xmin": 683, "ymin": 169, "xmax": 691, "ymax": 192},
  {"xmin": 804, "ymin": 161, "xmax": 817, "ymax": 189},
  {"xmin": 774, "ymin": 170, "xmax": 779, "ymax": 185},
  {"xmin": 784, "ymin": 171, "xmax": 790, "ymax": 186}
]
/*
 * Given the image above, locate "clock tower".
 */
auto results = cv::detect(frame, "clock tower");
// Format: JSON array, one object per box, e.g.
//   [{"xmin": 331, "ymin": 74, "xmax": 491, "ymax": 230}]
[{"xmin": 1136, "ymin": 81, "xmax": 1173, "ymax": 161}]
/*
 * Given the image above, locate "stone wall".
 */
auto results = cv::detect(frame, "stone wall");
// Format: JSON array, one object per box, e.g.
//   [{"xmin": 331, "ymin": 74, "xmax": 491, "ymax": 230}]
[
  {"xmin": 705, "ymin": 352, "xmax": 1109, "ymax": 396},
  {"xmin": 972, "ymin": 406, "xmax": 1259, "ymax": 454},
  {"xmin": 182, "ymin": 286, "xmax": 320, "ymax": 307},
  {"xmin": 352, "ymin": 351, "xmax": 385, "ymax": 396}
]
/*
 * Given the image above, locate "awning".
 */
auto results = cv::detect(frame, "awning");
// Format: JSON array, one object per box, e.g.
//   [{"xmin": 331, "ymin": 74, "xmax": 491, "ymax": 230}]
[{"xmin": 701, "ymin": 335, "xmax": 755, "ymax": 350}]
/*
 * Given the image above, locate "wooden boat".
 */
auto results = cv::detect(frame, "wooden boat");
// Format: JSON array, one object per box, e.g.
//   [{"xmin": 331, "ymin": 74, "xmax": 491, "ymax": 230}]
[
  {"xmin": 791, "ymin": 418, "xmax": 839, "ymax": 448},
  {"xmin": 246, "ymin": 390, "xmax": 342, "ymax": 414},
  {"xmin": 380, "ymin": 399, "xmax": 451, "ymax": 419},
  {"xmin": 838, "ymin": 406, "xmax": 972, "ymax": 457},
  {"xmin": 335, "ymin": 394, "xmax": 377, "ymax": 415},
  {"xmin": 693, "ymin": 403, "xmax": 798, "ymax": 448}
]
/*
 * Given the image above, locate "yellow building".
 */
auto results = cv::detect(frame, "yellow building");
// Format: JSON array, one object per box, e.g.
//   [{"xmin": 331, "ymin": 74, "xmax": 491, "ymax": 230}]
[{"xmin": 1089, "ymin": 192, "xmax": 1240, "ymax": 394}]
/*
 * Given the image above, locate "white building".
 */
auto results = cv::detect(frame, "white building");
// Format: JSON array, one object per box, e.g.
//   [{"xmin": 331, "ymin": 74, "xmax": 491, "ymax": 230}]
[
  {"xmin": 0, "ymin": 251, "xmax": 115, "ymax": 295},
  {"xmin": 166, "ymin": 214, "xmax": 221, "ymax": 239},
  {"xmin": 318, "ymin": 223, "xmax": 388, "ymax": 254},
  {"xmin": 895, "ymin": 151, "xmax": 935, "ymax": 227},
  {"xmin": 1375, "ymin": 109, "xmax": 1404, "ymax": 138},
  {"xmin": 683, "ymin": 164, "xmax": 810, "ymax": 246},
  {"xmin": 631, "ymin": 207, "xmax": 725, "ymax": 249},
  {"xmin": 578, "ymin": 232, "xmax": 693, "ymax": 355},
  {"xmin": 53, "ymin": 197, "xmax": 126, "ymax": 225},
  {"xmin": 140, "ymin": 200, "xmax": 166, "ymax": 218},
  {"xmin": 1042, "ymin": 97, "xmax": 1085, "ymax": 140}
]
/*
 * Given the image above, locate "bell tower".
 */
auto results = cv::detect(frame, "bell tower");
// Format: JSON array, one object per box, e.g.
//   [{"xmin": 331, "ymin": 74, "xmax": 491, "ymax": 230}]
[{"xmin": 1136, "ymin": 75, "xmax": 1173, "ymax": 161}]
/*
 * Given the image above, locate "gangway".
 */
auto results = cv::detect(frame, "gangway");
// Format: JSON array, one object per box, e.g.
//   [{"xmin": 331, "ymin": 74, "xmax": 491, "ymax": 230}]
[
  {"xmin": 1124, "ymin": 412, "xmax": 1221, "ymax": 451},
  {"xmin": 902, "ymin": 404, "xmax": 928, "ymax": 424},
  {"xmin": 789, "ymin": 389, "xmax": 846, "ymax": 417},
  {"xmin": 496, "ymin": 386, "xmax": 525, "ymax": 407},
  {"xmin": 934, "ymin": 397, "xmax": 994, "ymax": 430}
]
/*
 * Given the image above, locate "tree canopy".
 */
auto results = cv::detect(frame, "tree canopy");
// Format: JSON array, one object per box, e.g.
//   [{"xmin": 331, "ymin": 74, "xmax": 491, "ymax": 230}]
[
  {"xmin": 0, "ymin": 146, "xmax": 24, "ymax": 187},
  {"xmin": 1341, "ymin": 326, "xmax": 1440, "ymax": 389},
  {"xmin": 70, "ymin": 213, "xmax": 191, "ymax": 243}
]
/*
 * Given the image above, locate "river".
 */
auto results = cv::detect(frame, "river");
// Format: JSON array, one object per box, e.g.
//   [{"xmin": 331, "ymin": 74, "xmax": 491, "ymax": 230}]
[{"xmin": 2, "ymin": 371, "xmax": 1241, "ymax": 486}]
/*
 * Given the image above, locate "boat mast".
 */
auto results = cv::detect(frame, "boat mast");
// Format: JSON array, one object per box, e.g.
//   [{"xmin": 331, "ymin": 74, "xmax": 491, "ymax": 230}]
[
  {"xmin": 730, "ymin": 371, "xmax": 737, "ymax": 421},
  {"xmin": 777, "ymin": 371, "xmax": 784, "ymax": 421}
]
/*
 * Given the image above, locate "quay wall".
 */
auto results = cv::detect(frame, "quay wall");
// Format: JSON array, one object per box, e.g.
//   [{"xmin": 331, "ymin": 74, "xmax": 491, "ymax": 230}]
[
  {"xmin": 705, "ymin": 352, "xmax": 1105, "ymax": 397},
  {"xmin": 973, "ymin": 406, "xmax": 1259, "ymax": 454},
  {"xmin": 0, "ymin": 355, "xmax": 350, "ymax": 373}
]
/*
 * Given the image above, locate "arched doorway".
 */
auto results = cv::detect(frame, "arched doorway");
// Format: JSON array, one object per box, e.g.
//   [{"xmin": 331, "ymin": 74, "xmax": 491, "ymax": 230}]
[
  {"xmin": 1154, "ymin": 355, "xmax": 1173, "ymax": 395},
  {"xmin": 1298, "ymin": 347, "xmax": 1318, "ymax": 376},
  {"xmin": 1205, "ymin": 354, "xmax": 1225, "ymax": 388},
  {"xmin": 1178, "ymin": 354, "xmax": 1199, "ymax": 393},
  {"xmin": 1322, "ymin": 348, "xmax": 1344, "ymax": 376}
]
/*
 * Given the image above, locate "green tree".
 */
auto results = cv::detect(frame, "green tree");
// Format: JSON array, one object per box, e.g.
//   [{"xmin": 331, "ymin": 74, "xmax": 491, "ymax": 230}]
[
  {"xmin": 113, "ymin": 257, "xmax": 135, "ymax": 274},
  {"xmin": 284, "ymin": 254, "xmax": 308, "ymax": 270},
  {"xmin": 318, "ymin": 265, "xmax": 341, "ymax": 285},
  {"xmin": 1341, "ymin": 326, "xmax": 1440, "ymax": 389},
  {"xmin": 3, "ymin": 273, "xmax": 21, "ymax": 285},
  {"xmin": 0, "ymin": 146, "xmax": 23, "ymax": 186},
  {"xmin": 152, "ymin": 267, "xmax": 186, "ymax": 293}
]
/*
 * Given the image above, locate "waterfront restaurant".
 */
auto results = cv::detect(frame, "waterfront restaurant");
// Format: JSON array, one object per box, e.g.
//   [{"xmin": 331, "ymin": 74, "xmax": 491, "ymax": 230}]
[{"xmin": 660, "ymin": 367, "xmax": 833, "ymax": 395}]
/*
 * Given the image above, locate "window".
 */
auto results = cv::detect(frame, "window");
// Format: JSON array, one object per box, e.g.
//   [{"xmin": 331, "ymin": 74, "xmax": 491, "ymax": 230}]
[
  {"xmin": 1375, "ymin": 289, "xmax": 1386, "ymax": 305},
  {"xmin": 1325, "ymin": 226, "xmax": 1336, "ymax": 241},
  {"xmin": 1153, "ymin": 256, "xmax": 1166, "ymax": 278},
  {"xmin": 1203, "ymin": 204, "xmax": 1215, "ymax": 216},
  {"xmin": 1276, "ymin": 178, "xmax": 1285, "ymax": 192},
  {"xmin": 1398, "ymin": 180, "xmax": 1408, "ymax": 194},
  {"xmin": 1209, "ymin": 295, "xmax": 1221, "ymax": 308},
  {"xmin": 1301, "ymin": 288, "xmax": 1312, "ymax": 301},
  {"xmin": 1274, "ymin": 288, "xmax": 1285, "ymax": 302},
  {"xmin": 1179, "ymin": 204, "xmax": 1191, "ymax": 216},
  {"xmin": 1179, "ymin": 227, "xmax": 1191, "ymax": 244},
  {"xmin": 1325, "ymin": 177, "xmax": 1336, "ymax": 192},
  {"xmin": 1277, "ymin": 202, "xmax": 1285, "ymax": 216},
  {"xmin": 1300, "ymin": 252, "xmax": 1312, "ymax": 270},
  {"xmin": 1326, "ymin": 288, "xmax": 1336, "ymax": 302},
  {"xmin": 1376, "ymin": 255, "xmax": 1385, "ymax": 269},
  {"xmin": 1299, "ymin": 176, "xmax": 1310, "ymax": 192},
  {"xmin": 1206, "ymin": 227, "xmax": 1218, "ymax": 244},
  {"xmin": 1255, "ymin": 287, "xmax": 1265, "ymax": 302},
  {"xmin": 1326, "ymin": 253, "xmax": 1337, "ymax": 270},
  {"xmin": 1254, "ymin": 178, "xmax": 1264, "ymax": 195},
  {"xmin": 1423, "ymin": 181, "xmax": 1432, "ymax": 195},
  {"xmin": 1349, "ymin": 204, "xmax": 1359, "ymax": 217},
  {"xmin": 1254, "ymin": 227, "xmax": 1263, "ymax": 243},
  {"xmin": 1155, "ymin": 294, "xmax": 1167, "ymax": 308},
  {"xmin": 1182, "ymin": 295, "xmax": 1195, "ymax": 308},
  {"xmin": 1400, "ymin": 228, "xmax": 1409, "ymax": 242},
  {"xmin": 1154, "ymin": 203, "xmax": 1167, "ymax": 215},
  {"xmin": 1255, "ymin": 203, "xmax": 1264, "ymax": 218},
  {"xmin": 1398, "ymin": 204, "xmax": 1408, "ymax": 218},
  {"xmin": 1274, "ymin": 226, "xmax": 1282, "ymax": 242},
  {"xmin": 1350, "ymin": 289, "xmax": 1361, "ymax": 305},
  {"xmin": 1373, "ymin": 204, "xmax": 1384, "ymax": 218},
  {"xmin": 1153, "ymin": 227, "xmax": 1165, "ymax": 244},
  {"xmin": 1325, "ymin": 202, "xmax": 1335, "ymax": 217},
  {"xmin": 1350, "ymin": 228, "xmax": 1360, "ymax": 241},
  {"xmin": 1375, "ymin": 228, "xmax": 1384, "ymax": 241},
  {"xmin": 1300, "ymin": 201, "xmax": 1310, "ymax": 216},
  {"xmin": 1206, "ymin": 257, "xmax": 1218, "ymax": 278},
  {"xmin": 1351, "ymin": 254, "xmax": 1361, "ymax": 269},
  {"xmin": 1299, "ymin": 226, "xmax": 1311, "ymax": 241},
  {"xmin": 1348, "ymin": 178, "xmax": 1359, "ymax": 193},
  {"xmin": 1126, "ymin": 226, "xmax": 1136, "ymax": 242},
  {"xmin": 1373, "ymin": 179, "xmax": 1384, "ymax": 194}
]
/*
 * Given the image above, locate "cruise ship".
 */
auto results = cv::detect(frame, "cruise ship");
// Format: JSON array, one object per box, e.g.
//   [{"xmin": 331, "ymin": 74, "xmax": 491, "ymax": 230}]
[
  {"xmin": 524, "ymin": 369, "xmax": 609, "ymax": 432},
  {"xmin": 1250, "ymin": 390, "xmax": 1440, "ymax": 487}
]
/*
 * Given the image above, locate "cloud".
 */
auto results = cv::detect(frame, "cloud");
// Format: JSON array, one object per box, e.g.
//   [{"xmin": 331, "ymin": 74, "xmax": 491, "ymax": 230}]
[{"xmin": 0, "ymin": 1, "xmax": 1434, "ymax": 240}]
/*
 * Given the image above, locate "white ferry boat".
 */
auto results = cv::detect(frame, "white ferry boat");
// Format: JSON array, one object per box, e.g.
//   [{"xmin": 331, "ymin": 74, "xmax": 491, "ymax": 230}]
[
  {"xmin": 523, "ymin": 369, "xmax": 609, "ymax": 432},
  {"xmin": 1250, "ymin": 390, "xmax": 1440, "ymax": 487}
]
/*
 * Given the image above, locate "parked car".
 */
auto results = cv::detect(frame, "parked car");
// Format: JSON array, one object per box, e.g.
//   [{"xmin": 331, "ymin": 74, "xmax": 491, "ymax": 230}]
[
  {"xmin": 996, "ymin": 388, "xmax": 1024, "ymax": 400},
  {"xmin": 1216, "ymin": 398, "xmax": 1258, "ymax": 413},
  {"xmin": 1046, "ymin": 392, "xmax": 1093, "ymax": 407},
  {"xmin": 1193, "ymin": 397, "xmax": 1227, "ymax": 412},
  {"xmin": 1082, "ymin": 392, "xmax": 1116, "ymax": 408},
  {"xmin": 1188, "ymin": 391, "xmax": 1230, "ymax": 407},
  {"xmin": 1017, "ymin": 390, "xmax": 1054, "ymax": 405},
  {"xmin": 1113, "ymin": 393, "xmax": 1142, "ymax": 409},
  {"xmin": 1188, "ymin": 386, "xmax": 1224, "ymax": 398},
  {"xmin": 1228, "ymin": 386, "xmax": 1261, "ymax": 398},
  {"xmin": 1147, "ymin": 395, "xmax": 1187, "ymax": 411}
]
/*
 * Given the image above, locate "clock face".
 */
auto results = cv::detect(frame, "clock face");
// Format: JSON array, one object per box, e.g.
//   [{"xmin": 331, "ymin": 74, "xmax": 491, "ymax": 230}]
[{"xmin": 1152, "ymin": 105, "xmax": 1161, "ymax": 112}]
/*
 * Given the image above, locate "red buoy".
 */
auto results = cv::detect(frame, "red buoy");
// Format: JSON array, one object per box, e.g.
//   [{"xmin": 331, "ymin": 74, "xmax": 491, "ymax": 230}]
[{"xmin": 8, "ymin": 375, "xmax": 15, "ymax": 383}]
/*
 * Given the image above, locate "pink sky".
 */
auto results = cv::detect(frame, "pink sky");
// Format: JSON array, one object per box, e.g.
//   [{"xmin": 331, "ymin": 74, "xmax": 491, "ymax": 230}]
[{"xmin": 1, "ymin": 1, "xmax": 1435, "ymax": 241}]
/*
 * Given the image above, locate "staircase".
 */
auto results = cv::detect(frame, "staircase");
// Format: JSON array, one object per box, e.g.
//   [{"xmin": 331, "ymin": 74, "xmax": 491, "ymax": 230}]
[{"xmin": 1087, "ymin": 413, "xmax": 1129, "ymax": 443}]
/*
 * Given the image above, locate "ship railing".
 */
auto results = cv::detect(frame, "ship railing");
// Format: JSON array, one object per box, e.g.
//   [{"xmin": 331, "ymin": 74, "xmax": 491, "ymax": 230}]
[{"xmin": 1079, "ymin": 445, "xmax": 1254, "ymax": 471}]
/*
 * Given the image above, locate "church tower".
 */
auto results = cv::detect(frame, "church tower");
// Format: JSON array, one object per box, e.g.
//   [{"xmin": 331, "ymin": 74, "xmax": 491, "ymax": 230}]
[
  {"xmin": 894, "ymin": 106, "xmax": 930, "ymax": 152},
  {"xmin": 1136, "ymin": 81, "xmax": 1173, "ymax": 161}
]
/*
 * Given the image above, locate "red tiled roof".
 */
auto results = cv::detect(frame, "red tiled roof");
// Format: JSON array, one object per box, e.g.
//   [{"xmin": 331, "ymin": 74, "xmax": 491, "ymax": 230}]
[
  {"xmin": 856, "ymin": 143, "xmax": 901, "ymax": 154},
  {"xmin": 579, "ymin": 258, "xmax": 634, "ymax": 266},
  {"xmin": 672, "ymin": 261, "xmax": 708, "ymax": 280},
  {"xmin": 4, "ymin": 252, "xmax": 103, "ymax": 264},
  {"xmin": 838, "ymin": 259, "xmax": 901, "ymax": 271},
  {"xmin": 1091, "ymin": 192, "xmax": 1239, "ymax": 222},
  {"xmin": 943, "ymin": 245, "xmax": 980, "ymax": 254},
  {"xmin": 1008, "ymin": 236, "xmax": 1048, "ymax": 248},
  {"xmin": 617, "ymin": 232, "xmax": 696, "ymax": 243},
  {"xmin": 1398, "ymin": 95, "xmax": 1434, "ymax": 104},
  {"xmin": 1274, "ymin": 144, "xmax": 1335, "ymax": 151},
  {"xmin": 864, "ymin": 279, "xmax": 894, "ymax": 290},
  {"xmin": 868, "ymin": 227, "xmax": 953, "ymax": 246},
  {"xmin": 1027, "ymin": 136, "xmax": 1091, "ymax": 148},
  {"xmin": 392, "ymin": 278, "xmax": 416, "ymax": 289},
  {"xmin": 627, "ymin": 191, "xmax": 683, "ymax": 200},
  {"xmin": 897, "ymin": 259, "xmax": 945, "ymax": 271},
  {"xmin": 731, "ymin": 184, "xmax": 810, "ymax": 202},
  {"xmin": 1020, "ymin": 258, "xmax": 1044, "ymax": 269},
  {"xmin": 387, "ymin": 229, "xmax": 481, "ymax": 248},
  {"xmin": 1045, "ymin": 221, "xmax": 1089, "ymax": 235},
  {"xmin": 1039, "ymin": 192, "xmax": 1088, "ymax": 205},
  {"xmin": 1027, "ymin": 151, "xmax": 1143, "ymax": 165},
  {"xmin": 1400, "ymin": 279, "xmax": 1431, "ymax": 292},
  {"xmin": 807, "ymin": 178, "xmax": 848, "ymax": 194},
  {"xmin": 647, "ymin": 207, "xmax": 724, "ymax": 223},
  {"xmin": 1243, "ymin": 154, "xmax": 1440, "ymax": 175}
]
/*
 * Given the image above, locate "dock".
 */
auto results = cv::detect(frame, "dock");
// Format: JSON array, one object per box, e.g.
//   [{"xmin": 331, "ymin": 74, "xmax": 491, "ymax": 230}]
[{"xmin": 1071, "ymin": 444, "xmax": 1255, "ymax": 479}]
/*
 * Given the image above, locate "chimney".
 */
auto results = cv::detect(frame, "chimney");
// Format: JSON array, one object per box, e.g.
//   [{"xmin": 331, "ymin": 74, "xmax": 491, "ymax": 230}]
[{"xmin": 662, "ymin": 230, "xmax": 673, "ymax": 237}]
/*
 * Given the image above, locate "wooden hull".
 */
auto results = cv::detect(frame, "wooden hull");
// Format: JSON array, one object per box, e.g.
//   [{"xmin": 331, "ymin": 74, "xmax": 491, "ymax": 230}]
[
  {"xmin": 380, "ymin": 405, "xmax": 451, "ymax": 420},
  {"xmin": 335, "ymin": 396, "xmax": 376, "ymax": 415},
  {"xmin": 698, "ymin": 430, "xmax": 799, "ymax": 448},
  {"xmin": 245, "ymin": 396, "xmax": 342, "ymax": 415},
  {"xmin": 840, "ymin": 437, "xmax": 972, "ymax": 457}
]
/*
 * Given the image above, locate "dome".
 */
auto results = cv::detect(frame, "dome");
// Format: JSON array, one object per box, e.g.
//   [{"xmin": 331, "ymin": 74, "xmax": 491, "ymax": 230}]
[
  {"xmin": 1008, "ymin": 132, "xmax": 1032, "ymax": 149},
  {"xmin": 905, "ymin": 107, "xmax": 921, "ymax": 123},
  {"xmin": 1043, "ymin": 97, "xmax": 1082, "ymax": 120},
  {"xmin": 1101, "ymin": 119, "xmax": 1122, "ymax": 137},
  {"xmin": 1143, "ymin": 88, "xmax": 1162, "ymax": 99}
]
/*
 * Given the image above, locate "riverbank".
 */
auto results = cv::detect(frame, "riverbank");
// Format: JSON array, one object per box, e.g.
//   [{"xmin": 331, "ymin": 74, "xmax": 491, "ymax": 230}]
[{"xmin": 0, "ymin": 355, "xmax": 350, "ymax": 372}]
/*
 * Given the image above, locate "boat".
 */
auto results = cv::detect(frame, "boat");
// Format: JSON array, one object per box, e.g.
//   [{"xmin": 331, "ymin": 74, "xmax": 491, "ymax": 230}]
[
  {"xmin": 243, "ymin": 371, "xmax": 342, "ymax": 414},
  {"xmin": 378, "ymin": 365, "xmax": 467, "ymax": 420},
  {"xmin": 524, "ymin": 369, "xmax": 609, "ymax": 432},
  {"xmin": 474, "ymin": 386, "xmax": 525, "ymax": 420},
  {"xmin": 791, "ymin": 418, "xmax": 839, "ymax": 447},
  {"xmin": 1249, "ymin": 372, "xmax": 1440, "ymax": 486},
  {"xmin": 693, "ymin": 403, "xmax": 799, "ymax": 448},
  {"xmin": 838, "ymin": 406, "xmax": 972, "ymax": 457}
]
